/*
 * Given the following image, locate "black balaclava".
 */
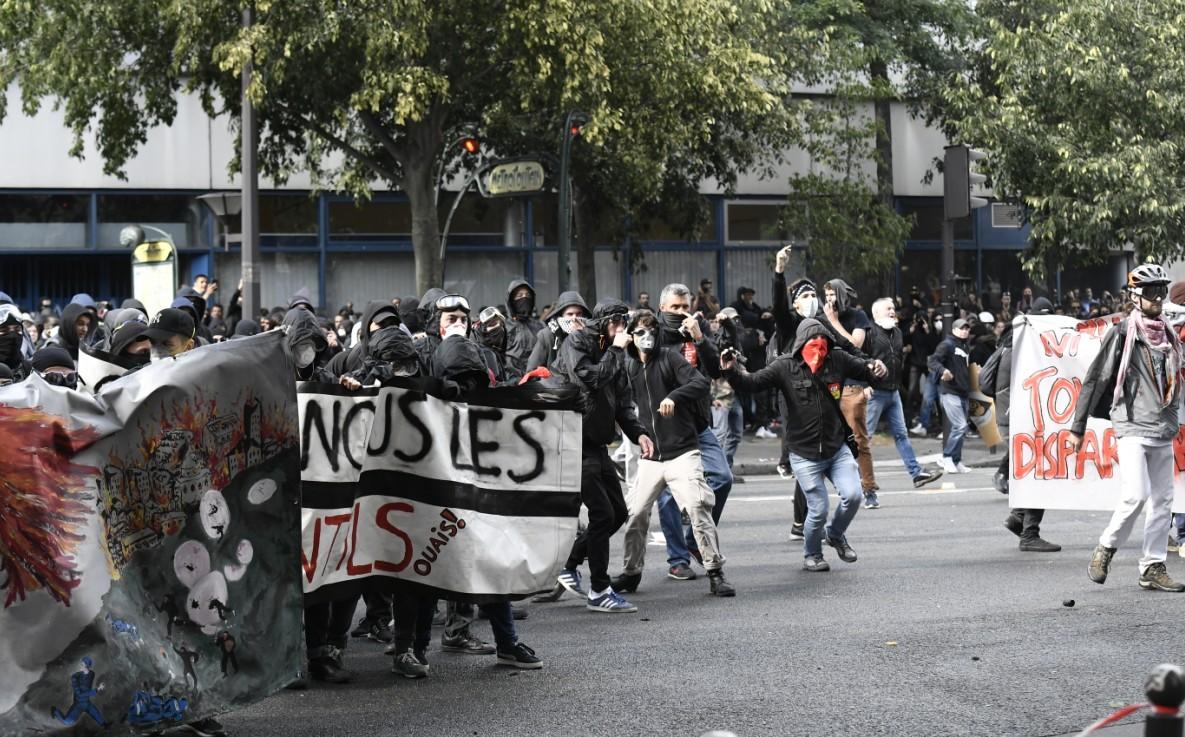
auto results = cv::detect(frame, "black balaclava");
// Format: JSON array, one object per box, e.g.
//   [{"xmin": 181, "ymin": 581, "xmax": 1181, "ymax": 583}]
[{"xmin": 0, "ymin": 312, "xmax": 22, "ymax": 370}]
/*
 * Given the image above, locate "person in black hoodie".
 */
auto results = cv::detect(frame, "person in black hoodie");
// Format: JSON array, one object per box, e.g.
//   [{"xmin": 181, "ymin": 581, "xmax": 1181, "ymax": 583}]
[
  {"xmin": 551, "ymin": 297, "xmax": 654, "ymax": 612},
  {"xmin": 51, "ymin": 302, "xmax": 93, "ymax": 363},
  {"xmin": 928, "ymin": 318, "xmax": 973, "ymax": 475},
  {"xmin": 0, "ymin": 304, "xmax": 29, "ymax": 380},
  {"xmin": 325, "ymin": 300, "xmax": 402, "ymax": 376},
  {"xmin": 613, "ymin": 311, "xmax": 736, "ymax": 598},
  {"xmin": 526, "ymin": 291, "xmax": 590, "ymax": 372},
  {"xmin": 281, "ymin": 308, "xmax": 333, "ymax": 382},
  {"xmin": 723, "ymin": 318, "xmax": 886, "ymax": 572},
  {"xmin": 504, "ymin": 279, "xmax": 545, "ymax": 376}
]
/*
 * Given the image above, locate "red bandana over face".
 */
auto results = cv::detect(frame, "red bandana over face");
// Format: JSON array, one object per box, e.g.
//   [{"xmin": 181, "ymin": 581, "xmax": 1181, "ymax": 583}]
[{"xmin": 802, "ymin": 336, "xmax": 829, "ymax": 374}]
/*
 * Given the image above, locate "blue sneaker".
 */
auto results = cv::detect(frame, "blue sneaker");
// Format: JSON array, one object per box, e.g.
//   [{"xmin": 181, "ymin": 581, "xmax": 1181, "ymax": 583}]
[
  {"xmin": 557, "ymin": 568, "xmax": 585, "ymax": 596},
  {"xmin": 863, "ymin": 492, "xmax": 880, "ymax": 509},
  {"xmin": 586, "ymin": 590, "xmax": 637, "ymax": 613}
]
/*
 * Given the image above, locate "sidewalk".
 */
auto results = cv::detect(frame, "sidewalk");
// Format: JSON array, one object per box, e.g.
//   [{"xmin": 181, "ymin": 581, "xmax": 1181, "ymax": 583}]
[{"xmin": 730, "ymin": 430, "xmax": 1004, "ymax": 477}]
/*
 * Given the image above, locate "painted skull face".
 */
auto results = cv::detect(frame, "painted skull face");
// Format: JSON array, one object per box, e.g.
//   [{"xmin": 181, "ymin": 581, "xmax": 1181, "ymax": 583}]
[
  {"xmin": 200, "ymin": 490, "xmax": 230, "ymax": 541},
  {"xmin": 173, "ymin": 541, "xmax": 211, "ymax": 588}
]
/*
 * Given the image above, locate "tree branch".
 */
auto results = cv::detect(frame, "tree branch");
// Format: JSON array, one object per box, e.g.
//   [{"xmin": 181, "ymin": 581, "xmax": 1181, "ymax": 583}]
[
  {"xmin": 304, "ymin": 117, "xmax": 402, "ymax": 185},
  {"xmin": 358, "ymin": 110, "xmax": 405, "ymax": 165}
]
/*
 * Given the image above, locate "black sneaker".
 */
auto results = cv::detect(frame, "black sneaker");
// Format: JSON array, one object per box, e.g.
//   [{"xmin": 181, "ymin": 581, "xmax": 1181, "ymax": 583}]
[
  {"xmin": 913, "ymin": 469, "xmax": 943, "ymax": 488},
  {"xmin": 1003, "ymin": 515, "xmax": 1023, "ymax": 537},
  {"xmin": 309, "ymin": 655, "xmax": 353, "ymax": 684},
  {"xmin": 789, "ymin": 523, "xmax": 804, "ymax": 541},
  {"xmin": 823, "ymin": 532, "xmax": 857, "ymax": 562},
  {"xmin": 611, "ymin": 572, "xmax": 641, "ymax": 593},
  {"xmin": 668, "ymin": 562, "xmax": 696, "ymax": 580},
  {"xmin": 441, "ymin": 632, "xmax": 495, "ymax": 654},
  {"xmin": 392, "ymin": 650, "xmax": 429, "ymax": 679},
  {"xmin": 1019, "ymin": 537, "xmax": 1061, "ymax": 553},
  {"xmin": 367, "ymin": 620, "xmax": 394, "ymax": 644},
  {"xmin": 182, "ymin": 718, "xmax": 228, "ymax": 737},
  {"xmin": 496, "ymin": 642, "xmax": 542, "ymax": 669},
  {"xmin": 708, "ymin": 570, "xmax": 736, "ymax": 597},
  {"xmin": 993, "ymin": 471, "xmax": 1009, "ymax": 494}
]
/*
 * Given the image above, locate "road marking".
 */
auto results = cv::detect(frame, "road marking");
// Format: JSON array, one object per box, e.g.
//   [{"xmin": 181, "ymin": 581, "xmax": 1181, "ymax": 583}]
[{"xmin": 730, "ymin": 486, "xmax": 998, "ymax": 502}]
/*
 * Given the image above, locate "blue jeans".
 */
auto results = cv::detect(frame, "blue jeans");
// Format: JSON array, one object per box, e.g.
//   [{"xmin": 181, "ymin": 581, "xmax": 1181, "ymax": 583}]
[
  {"xmin": 788, "ymin": 445, "xmax": 863, "ymax": 558},
  {"xmin": 919, "ymin": 371, "xmax": 939, "ymax": 427},
  {"xmin": 940, "ymin": 393, "xmax": 969, "ymax": 463},
  {"xmin": 711, "ymin": 401, "xmax": 744, "ymax": 466},
  {"xmin": 659, "ymin": 428, "xmax": 733, "ymax": 565},
  {"xmin": 866, "ymin": 389, "xmax": 922, "ymax": 478}
]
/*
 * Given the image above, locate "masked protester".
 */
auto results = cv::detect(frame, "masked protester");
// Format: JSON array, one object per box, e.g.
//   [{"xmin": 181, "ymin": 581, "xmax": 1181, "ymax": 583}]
[
  {"xmin": 31, "ymin": 345, "xmax": 79, "ymax": 390},
  {"xmin": 711, "ymin": 307, "xmax": 744, "ymax": 465},
  {"xmin": 326, "ymin": 300, "xmax": 402, "ymax": 376},
  {"xmin": 143, "ymin": 308, "xmax": 197, "ymax": 362},
  {"xmin": 340, "ymin": 325, "xmax": 423, "ymax": 387},
  {"xmin": 281, "ymin": 308, "xmax": 334, "ymax": 382},
  {"xmin": 723, "ymin": 319, "xmax": 886, "ymax": 572},
  {"xmin": 652, "ymin": 282, "xmax": 733, "ymax": 581},
  {"xmin": 176, "ymin": 287, "xmax": 214, "ymax": 343},
  {"xmin": 550, "ymin": 297, "xmax": 653, "ymax": 612},
  {"xmin": 473, "ymin": 306, "xmax": 521, "ymax": 383},
  {"xmin": 526, "ymin": 291, "xmax": 590, "ymax": 372},
  {"xmin": 1074, "ymin": 264, "xmax": 1185, "ymax": 592},
  {"xmin": 429, "ymin": 319, "xmax": 543, "ymax": 670},
  {"xmin": 504, "ymin": 279, "xmax": 545, "ymax": 376},
  {"xmin": 612, "ymin": 311, "xmax": 737, "ymax": 598},
  {"xmin": 0, "ymin": 304, "xmax": 30, "ymax": 380},
  {"xmin": 109, "ymin": 321, "xmax": 152, "ymax": 368}
]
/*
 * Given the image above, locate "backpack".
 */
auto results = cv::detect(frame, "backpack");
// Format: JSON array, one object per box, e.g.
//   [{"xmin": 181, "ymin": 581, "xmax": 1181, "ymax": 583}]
[{"xmin": 978, "ymin": 347, "xmax": 1002, "ymax": 399}]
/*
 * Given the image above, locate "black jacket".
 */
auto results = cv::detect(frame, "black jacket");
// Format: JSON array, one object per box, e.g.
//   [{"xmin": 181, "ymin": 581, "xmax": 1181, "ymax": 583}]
[
  {"xmin": 864, "ymin": 323, "xmax": 904, "ymax": 392},
  {"xmin": 928, "ymin": 335, "xmax": 971, "ymax": 397},
  {"xmin": 526, "ymin": 290, "xmax": 590, "ymax": 372},
  {"xmin": 726, "ymin": 318, "xmax": 874, "ymax": 461},
  {"xmin": 504, "ymin": 279, "xmax": 545, "ymax": 376},
  {"xmin": 555, "ymin": 299, "xmax": 647, "ymax": 448},
  {"xmin": 624, "ymin": 346, "xmax": 709, "ymax": 462},
  {"xmin": 326, "ymin": 300, "xmax": 401, "ymax": 377}
]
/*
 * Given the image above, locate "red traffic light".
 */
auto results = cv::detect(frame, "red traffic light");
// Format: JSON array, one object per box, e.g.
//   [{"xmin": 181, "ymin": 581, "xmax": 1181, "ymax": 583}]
[
  {"xmin": 569, "ymin": 124, "xmax": 584, "ymax": 137},
  {"xmin": 460, "ymin": 136, "xmax": 479, "ymax": 154}
]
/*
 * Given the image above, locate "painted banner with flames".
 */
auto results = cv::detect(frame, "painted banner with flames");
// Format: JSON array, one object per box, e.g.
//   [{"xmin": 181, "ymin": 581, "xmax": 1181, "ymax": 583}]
[
  {"xmin": 1009, "ymin": 313, "xmax": 1185, "ymax": 511},
  {"xmin": 0, "ymin": 331, "xmax": 302, "ymax": 736}
]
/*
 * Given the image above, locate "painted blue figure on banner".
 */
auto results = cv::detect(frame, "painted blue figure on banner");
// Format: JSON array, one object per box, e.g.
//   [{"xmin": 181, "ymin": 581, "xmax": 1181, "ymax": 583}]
[
  {"xmin": 123, "ymin": 681, "xmax": 188, "ymax": 727},
  {"xmin": 106, "ymin": 612, "xmax": 141, "ymax": 642},
  {"xmin": 50, "ymin": 656, "xmax": 107, "ymax": 728}
]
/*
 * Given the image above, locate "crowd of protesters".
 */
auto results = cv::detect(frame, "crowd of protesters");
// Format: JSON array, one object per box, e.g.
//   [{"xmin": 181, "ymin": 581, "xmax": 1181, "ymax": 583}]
[{"xmin": 4, "ymin": 245, "xmax": 1183, "ymax": 737}]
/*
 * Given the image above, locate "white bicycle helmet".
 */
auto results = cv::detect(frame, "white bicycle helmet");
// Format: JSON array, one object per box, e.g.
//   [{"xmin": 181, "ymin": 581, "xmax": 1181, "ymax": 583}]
[{"xmin": 1128, "ymin": 263, "xmax": 1170, "ymax": 288}]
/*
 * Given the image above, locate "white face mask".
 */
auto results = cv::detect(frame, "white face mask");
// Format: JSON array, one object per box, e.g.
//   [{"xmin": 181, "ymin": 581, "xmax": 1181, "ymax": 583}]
[
  {"xmin": 934, "ymin": 320, "xmax": 943, "ymax": 331},
  {"xmin": 875, "ymin": 317, "xmax": 897, "ymax": 330},
  {"xmin": 295, "ymin": 343, "xmax": 316, "ymax": 368},
  {"xmin": 557, "ymin": 316, "xmax": 580, "ymax": 334},
  {"xmin": 635, "ymin": 332, "xmax": 656, "ymax": 351},
  {"xmin": 797, "ymin": 297, "xmax": 818, "ymax": 318},
  {"xmin": 150, "ymin": 345, "xmax": 172, "ymax": 363},
  {"xmin": 442, "ymin": 322, "xmax": 468, "ymax": 339}
]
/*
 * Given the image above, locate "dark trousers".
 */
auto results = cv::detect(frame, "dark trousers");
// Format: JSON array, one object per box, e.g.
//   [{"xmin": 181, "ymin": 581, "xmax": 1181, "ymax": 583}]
[
  {"xmin": 1008, "ymin": 507, "xmax": 1046, "ymax": 539},
  {"xmin": 565, "ymin": 446, "xmax": 628, "ymax": 592},
  {"xmin": 305, "ymin": 593, "xmax": 360, "ymax": 659},
  {"xmin": 793, "ymin": 481, "xmax": 807, "ymax": 527},
  {"xmin": 393, "ymin": 591, "xmax": 435, "ymax": 656},
  {"xmin": 361, "ymin": 590, "xmax": 391, "ymax": 626},
  {"xmin": 480, "ymin": 601, "xmax": 517, "ymax": 652}
]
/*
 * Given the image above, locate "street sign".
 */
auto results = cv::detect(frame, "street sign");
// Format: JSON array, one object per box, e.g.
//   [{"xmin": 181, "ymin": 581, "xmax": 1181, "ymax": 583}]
[
  {"xmin": 484, "ymin": 160, "xmax": 546, "ymax": 197},
  {"xmin": 131, "ymin": 240, "xmax": 178, "ymax": 317}
]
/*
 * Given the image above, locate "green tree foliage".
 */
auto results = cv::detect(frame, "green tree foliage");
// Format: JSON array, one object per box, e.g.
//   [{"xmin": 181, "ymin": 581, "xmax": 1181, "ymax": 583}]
[
  {"xmin": 0, "ymin": 0, "xmax": 799, "ymax": 297},
  {"xmin": 946, "ymin": 0, "xmax": 1185, "ymax": 277}
]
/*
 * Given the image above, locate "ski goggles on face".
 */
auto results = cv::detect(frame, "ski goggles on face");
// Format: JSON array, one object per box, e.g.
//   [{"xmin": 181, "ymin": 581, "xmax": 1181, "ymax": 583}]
[
  {"xmin": 630, "ymin": 327, "xmax": 656, "ymax": 338},
  {"xmin": 1134, "ymin": 284, "xmax": 1169, "ymax": 301},
  {"xmin": 435, "ymin": 294, "xmax": 471, "ymax": 313},
  {"xmin": 478, "ymin": 306, "xmax": 505, "ymax": 325}
]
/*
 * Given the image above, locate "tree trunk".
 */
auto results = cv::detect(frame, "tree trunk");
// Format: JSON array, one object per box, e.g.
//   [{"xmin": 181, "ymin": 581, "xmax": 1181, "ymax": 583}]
[
  {"xmin": 573, "ymin": 186, "xmax": 597, "ymax": 304},
  {"xmin": 405, "ymin": 118, "xmax": 444, "ymax": 296},
  {"xmin": 870, "ymin": 58, "xmax": 896, "ymax": 298}
]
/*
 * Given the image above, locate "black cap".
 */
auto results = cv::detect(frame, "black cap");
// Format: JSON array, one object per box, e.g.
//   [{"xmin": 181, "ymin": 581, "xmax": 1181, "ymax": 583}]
[
  {"xmin": 738, "ymin": 286, "xmax": 755, "ymax": 295},
  {"xmin": 144, "ymin": 308, "xmax": 196, "ymax": 344},
  {"xmin": 110, "ymin": 322, "xmax": 150, "ymax": 356},
  {"xmin": 31, "ymin": 345, "xmax": 74, "ymax": 372}
]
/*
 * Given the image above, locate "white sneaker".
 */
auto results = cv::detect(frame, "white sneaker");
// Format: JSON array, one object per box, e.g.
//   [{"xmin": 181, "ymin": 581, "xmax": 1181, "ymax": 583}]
[
  {"xmin": 939, "ymin": 456, "xmax": 958, "ymax": 474},
  {"xmin": 955, "ymin": 461, "xmax": 971, "ymax": 474},
  {"xmin": 908, "ymin": 423, "xmax": 926, "ymax": 437},
  {"xmin": 755, "ymin": 426, "xmax": 777, "ymax": 439}
]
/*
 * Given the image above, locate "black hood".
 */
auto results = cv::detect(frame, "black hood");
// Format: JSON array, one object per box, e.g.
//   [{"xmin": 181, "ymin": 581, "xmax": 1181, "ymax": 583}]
[
  {"xmin": 121, "ymin": 298, "xmax": 147, "ymax": 312},
  {"xmin": 506, "ymin": 279, "xmax": 536, "ymax": 317},
  {"xmin": 282, "ymin": 307, "xmax": 327, "ymax": 353},
  {"xmin": 288, "ymin": 288, "xmax": 316, "ymax": 312},
  {"xmin": 358, "ymin": 300, "xmax": 401, "ymax": 354},
  {"xmin": 110, "ymin": 322, "xmax": 149, "ymax": 356},
  {"xmin": 790, "ymin": 318, "xmax": 832, "ymax": 357},
  {"xmin": 399, "ymin": 297, "xmax": 423, "ymax": 334},
  {"xmin": 369, "ymin": 326, "xmax": 418, "ymax": 364},
  {"xmin": 432, "ymin": 335, "xmax": 489, "ymax": 385},
  {"xmin": 176, "ymin": 286, "xmax": 207, "ymax": 323},
  {"xmin": 232, "ymin": 319, "xmax": 261, "ymax": 338},
  {"xmin": 825, "ymin": 279, "xmax": 858, "ymax": 314},
  {"xmin": 592, "ymin": 296, "xmax": 629, "ymax": 335},
  {"xmin": 58, "ymin": 302, "xmax": 89, "ymax": 354},
  {"xmin": 420, "ymin": 288, "xmax": 447, "ymax": 334},
  {"xmin": 551, "ymin": 290, "xmax": 590, "ymax": 318}
]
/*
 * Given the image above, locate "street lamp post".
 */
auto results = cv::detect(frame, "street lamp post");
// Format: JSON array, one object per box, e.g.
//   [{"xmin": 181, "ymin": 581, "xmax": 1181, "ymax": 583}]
[
  {"xmin": 240, "ymin": 2, "xmax": 261, "ymax": 324},
  {"xmin": 557, "ymin": 111, "xmax": 588, "ymax": 292}
]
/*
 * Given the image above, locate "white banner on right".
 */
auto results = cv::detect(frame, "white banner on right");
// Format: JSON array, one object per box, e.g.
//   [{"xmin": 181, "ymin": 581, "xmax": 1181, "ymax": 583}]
[{"xmin": 1008, "ymin": 313, "xmax": 1185, "ymax": 512}]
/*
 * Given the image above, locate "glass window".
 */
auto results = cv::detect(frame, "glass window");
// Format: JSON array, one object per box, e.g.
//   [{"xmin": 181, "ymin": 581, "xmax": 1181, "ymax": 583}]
[
  {"xmin": 97, "ymin": 194, "xmax": 200, "ymax": 249},
  {"xmin": 261, "ymin": 195, "xmax": 317, "ymax": 235},
  {"xmin": 324, "ymin": 253, "xmax": 417, "ymax": 311},
  {"xmin": 901, "ymin": 202, "xmax": 972, "ymax": 241},
  {"xmin": 329, "ymin": 199, "xmax": 412, "ymax": 238},
  {"xmin": 726, "ymin": 202, "xmax": 787, "ymax": 244},
  {"xmin": 0, "ymin": 193, "xmax": 88, "ymax": 249}
]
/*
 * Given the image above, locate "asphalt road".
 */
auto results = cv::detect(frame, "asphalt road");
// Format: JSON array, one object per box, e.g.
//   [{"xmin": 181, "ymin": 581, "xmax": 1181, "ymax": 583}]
[{"xmin": 220, "ymin": 465, "xmax": 1181, "ymax": 737}]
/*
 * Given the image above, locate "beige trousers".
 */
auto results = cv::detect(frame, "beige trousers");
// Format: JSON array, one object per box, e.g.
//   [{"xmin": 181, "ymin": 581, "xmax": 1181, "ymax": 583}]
[{"xmin": 622, "ymin": 449, "xmax": 724, "ymax": 574}]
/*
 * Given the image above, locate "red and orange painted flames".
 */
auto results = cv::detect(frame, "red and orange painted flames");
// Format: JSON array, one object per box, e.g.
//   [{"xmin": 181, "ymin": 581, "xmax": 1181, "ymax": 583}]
[{"xmin": 0, "ymin": 405, "xmax": 98, "ymax": 608}]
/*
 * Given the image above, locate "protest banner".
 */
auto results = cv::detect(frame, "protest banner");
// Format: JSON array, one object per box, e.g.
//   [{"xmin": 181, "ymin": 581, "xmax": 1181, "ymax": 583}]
[
  {"xmin": 1008, "ymin": 314, "xmax": 1185, "ymax": 512},
  {"xmin": 0, "ymin": 331, "xmax": 303, "ymax": 736},
  {"xmin": 298, "ymin": 379, "xmax": 583, "ymax": 604}
]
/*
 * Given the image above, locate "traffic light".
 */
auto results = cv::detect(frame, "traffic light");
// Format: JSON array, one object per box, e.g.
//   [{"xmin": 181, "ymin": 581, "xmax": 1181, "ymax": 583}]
[
  {"xmin": 460, "ymin": 136, "xmax": 480, "ymax": 155},
  {"xmin": 568, "ymin": 112, "xmax": 589, "ymax": 139},
  {"xmin": 943, "ymin": 145, "xmax": 988, "ymax": 220}
]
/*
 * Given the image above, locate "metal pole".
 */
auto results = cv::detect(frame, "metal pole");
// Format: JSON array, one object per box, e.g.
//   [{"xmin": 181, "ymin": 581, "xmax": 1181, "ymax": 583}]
[
  {"xmin": 557, "ymin": 113, "xmax": 575, "ymax": 292},
  {"xmin": 240, "ymin": 3, "xmax": 261, "ymax": 322},
  {"xmin": 941, "ymin": 218, "xmax": 955, "ymax": 337}
]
